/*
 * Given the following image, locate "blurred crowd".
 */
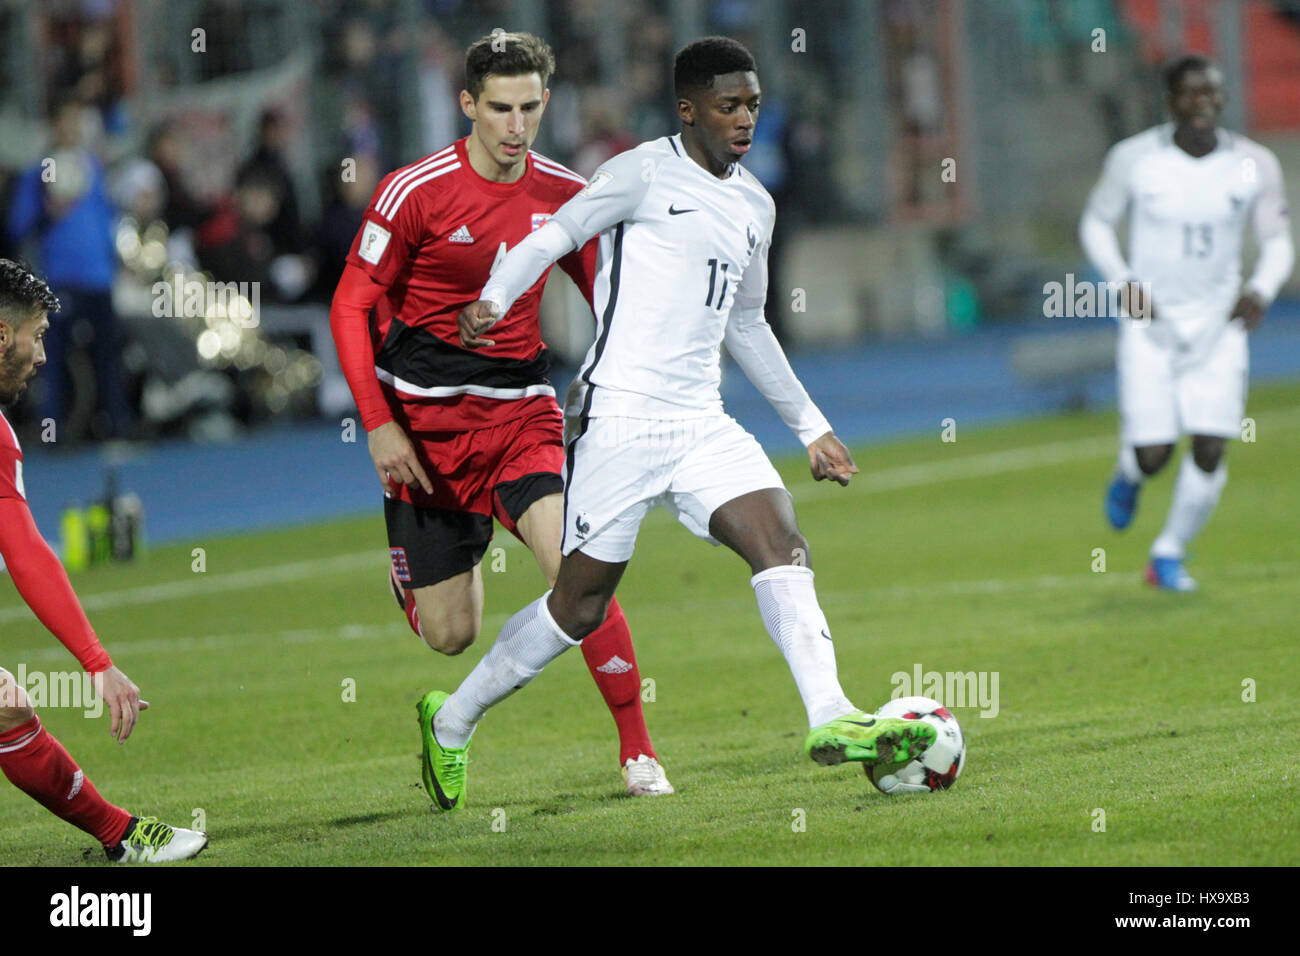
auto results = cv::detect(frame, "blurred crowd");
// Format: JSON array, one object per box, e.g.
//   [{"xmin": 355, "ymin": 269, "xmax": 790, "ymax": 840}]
[{"xmin": 0, "ymin": 0, "xmax": 842, "ymax": 441}]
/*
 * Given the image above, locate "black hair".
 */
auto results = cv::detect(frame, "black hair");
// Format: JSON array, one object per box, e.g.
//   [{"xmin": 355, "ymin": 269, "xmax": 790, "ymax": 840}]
[
  {"xmin": 464, "ymin": 31, "xmax": 555, "ymax": 100},
  {"xmin": 674, "ymin": 36, "xmax": 757, "ymax": 101},
  {"xmin": 1164, "ymin": 53, "xmax": 1217, "ymax": 96},
  {"xmin": 0, "ymin": 259, "xmax": 60, "ymax": 327}
]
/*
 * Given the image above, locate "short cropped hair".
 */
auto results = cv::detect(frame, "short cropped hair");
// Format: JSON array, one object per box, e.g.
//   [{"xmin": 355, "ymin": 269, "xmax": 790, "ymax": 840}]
[
  {"xmin": 674, "ymin": 36, "xmax": 757, "ymax": 101},
  {"xmin": 0, "ymin": 259, "xmax": 60, "ymax": 328},
  {"xmin": 464, "ymin": 31, "xmax": 555, "ymax": 100},
  {"xmin": 1164, "ymin": 53, "xmax": 1217, "ymax": 96}
]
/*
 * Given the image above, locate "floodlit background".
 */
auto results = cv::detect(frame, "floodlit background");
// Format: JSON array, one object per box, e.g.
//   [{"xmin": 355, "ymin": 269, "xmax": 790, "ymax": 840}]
[{"xmin": 0, "ymin": 0, "xmax": 1297, "ymax": 545}]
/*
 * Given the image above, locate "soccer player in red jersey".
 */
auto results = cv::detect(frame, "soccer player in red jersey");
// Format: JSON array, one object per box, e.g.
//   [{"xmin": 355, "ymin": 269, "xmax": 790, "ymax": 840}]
[
  {"xmin": 329, "ymin": 32, "xmax": 671, "ymax": 801},
  {"xmin": 0, "ymin": 259, "xmax": 207, "ymax": 861}
]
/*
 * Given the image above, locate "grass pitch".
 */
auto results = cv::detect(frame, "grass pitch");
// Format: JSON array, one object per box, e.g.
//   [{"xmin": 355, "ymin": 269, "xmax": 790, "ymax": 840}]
[{"xmin": 3, "ymin": 384, "xmax": 1298, "ymax": 866}]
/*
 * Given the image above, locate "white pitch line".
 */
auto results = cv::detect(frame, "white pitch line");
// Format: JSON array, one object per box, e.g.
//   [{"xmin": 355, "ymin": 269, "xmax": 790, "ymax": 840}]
[
  {"xmin": 9, "ymin": 620, "xmax": 413, "ymax": 663},
  {"xmin": 0, "ymin": 552, "xmax": 384, "ymax": 625},
  {"xmin": 795, "ymin": 404, "xmax": 1300, "ymax": 502},
  {"xmin": 795, "ymin": 435, "xmax": 1116, "ymax": 501},
  {"xmin": 652, "ymin": 560, "xmax": 1300, "ymax": 617},
  {"xmin": 9, "ymin": 557, "xmax": 1299, "ymax": 663},
  {"xmin": 2, "ymin": 409, "xmax": 1297, "ymax": 623}
]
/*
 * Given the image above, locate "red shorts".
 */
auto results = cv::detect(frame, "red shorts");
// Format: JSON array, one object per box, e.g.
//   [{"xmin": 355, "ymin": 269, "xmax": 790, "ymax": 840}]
[{"xmin": 384, "ymin": 397, "xmax": 565, "ymax": 587}]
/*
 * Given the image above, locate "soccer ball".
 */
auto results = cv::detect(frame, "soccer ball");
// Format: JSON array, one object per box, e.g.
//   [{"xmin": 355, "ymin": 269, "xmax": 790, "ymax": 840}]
[{"xmin": 868, "ymin": 695, "xmax": 965, "ymax": 794}]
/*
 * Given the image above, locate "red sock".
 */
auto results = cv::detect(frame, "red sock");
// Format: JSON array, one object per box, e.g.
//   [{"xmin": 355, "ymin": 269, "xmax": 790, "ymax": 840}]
[
  {"xmin": 402, "ymin": 591, "xmax": 423, "ymax": 639},
  {"xmin": 0, "ymin": 716, "xmax": 131, "ymax": 847},
  {"xmin": 581, "ymin": 597, "xmax": 657, "ymax": 765}
]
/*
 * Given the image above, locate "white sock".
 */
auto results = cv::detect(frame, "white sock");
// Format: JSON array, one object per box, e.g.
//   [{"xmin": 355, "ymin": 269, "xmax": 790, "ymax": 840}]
[
  {"xmin": 751, "ymin": 565, "xmax": 855, "ymax": 727},
  {"xmin": 1151, "ymin": 456, "xmax": 1227, "ymax": 560},
  {"xmin": 434, "ymin": 592, "xmax": 578, "ymax": 748},
  {"xmin": 1118, "ymin": 445, "xmax": 1144, "ymax": 483}
]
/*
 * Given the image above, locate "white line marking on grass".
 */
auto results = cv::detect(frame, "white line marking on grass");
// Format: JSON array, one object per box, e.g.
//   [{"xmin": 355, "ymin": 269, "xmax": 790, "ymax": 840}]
[
  {"xmin": 8, "ymin": 559, "xmax": 1297, "ymax": 661},
  {"xmin": 647, "ymin": 560, "xmax": 1300, "ymax": 616},
  {"xmin": 3, "ymin": 408, "xmax": 1296, "ymax": 622},
  {"xmin": 10, "ymin": 620, "xmax": 413, "ymax": 662},
  {"xmin": 795, "ymin": 405, "xmax": 1300, "ymax": 502},
  {"xmin": 0, "ymin": 552, "xmax": 386, "ymax": 624}
]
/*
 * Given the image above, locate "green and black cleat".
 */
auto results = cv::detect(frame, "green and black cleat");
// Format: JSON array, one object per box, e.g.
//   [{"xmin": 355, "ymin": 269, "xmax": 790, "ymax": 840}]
[
  {"xmin": 416, "ymin": 690, "xmax": 470, "ymax": 812},
  {"xmin": 804, "ymin": 711, "xmax": 936, "ymax": 769}
]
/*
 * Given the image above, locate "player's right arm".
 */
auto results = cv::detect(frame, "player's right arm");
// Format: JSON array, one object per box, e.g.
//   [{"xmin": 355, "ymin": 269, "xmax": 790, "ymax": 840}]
[
  {"xmin": 1080, "ymin": 139, "xmax": 1154, "ymax": 320},
  {"xmin": 462, "ymin": 150, "xmax": 653, "ymax": 346},
  {"xmin": 329, "ymin": 177, "xmax": 433, "ymax": 495},
  {"xmin": 1234, "ymin": 146, "xmax": 1295, "ymax": 330},
  {"xmin": 0, "ymin": 476, "xmax": 145, "ymax": 742}
]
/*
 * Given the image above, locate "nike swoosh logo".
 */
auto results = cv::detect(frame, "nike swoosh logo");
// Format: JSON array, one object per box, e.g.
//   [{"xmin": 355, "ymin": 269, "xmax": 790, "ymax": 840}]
[
  {"xmin": 842, "ymin": 718, "xmax": 877, "ymax": 728},
  {"xmin": 820, "ymin": 629, "xmax": 832, "ymax": 641},
  {"xmin": 668, "ymin": 204, "xmax": 697, "ymax": 215},
  {"xmin": 425, "ymin": 754, "xmax": 459, "ymax": 810}
]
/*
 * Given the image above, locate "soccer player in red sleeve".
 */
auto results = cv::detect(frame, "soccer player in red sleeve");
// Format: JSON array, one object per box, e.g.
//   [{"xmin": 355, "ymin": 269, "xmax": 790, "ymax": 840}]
[
  {"xmin": 330, "ymin": 32, "xmax": 672, "ymax": 803},
  {"xmin": 0, "ymin": 259, "xmax": 207, "ymax": 861}
]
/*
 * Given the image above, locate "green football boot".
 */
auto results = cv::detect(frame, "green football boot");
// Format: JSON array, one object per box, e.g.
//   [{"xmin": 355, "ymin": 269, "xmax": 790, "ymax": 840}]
[
  {"xmin": 804, "ymin": 710, "xmax": 936, "ymax": 769},
  {"xmin": 416, "ymin": 690, "xmax": 470, "ymax": 812}
]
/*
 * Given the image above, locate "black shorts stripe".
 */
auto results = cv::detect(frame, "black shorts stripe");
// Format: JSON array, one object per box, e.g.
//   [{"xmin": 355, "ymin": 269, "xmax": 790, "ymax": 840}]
[{"xmin": 563, "ymin": 221, "xmax": 626, "ymax": 550}]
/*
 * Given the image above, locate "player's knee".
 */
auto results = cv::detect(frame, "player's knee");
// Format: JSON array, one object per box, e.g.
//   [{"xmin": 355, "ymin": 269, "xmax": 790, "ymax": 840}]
[
  {"xmin": 567, "ymin": 595, "xmax": 609, "ymax": 641},
  {"xmin": 549, "ymin": 588, "xmax": 609, "ymax": 642},
  {"xmin": 1135, "ymin": 443, "xmax": 1174, "ymax": 476},
  {"xmin": 1191, "ymin": 436, "xmax": 1225, "ymax": 473},
  {"xmin": 415, "ymin": 608, "xmax": 478, "ymax": 655},
  {"xmin": 422, "ymin": 625, "xmax": 477, "ymax": 655},
  {"xmin": 749, "ymin": 528, "xmax": 809, "ymax": 573}
]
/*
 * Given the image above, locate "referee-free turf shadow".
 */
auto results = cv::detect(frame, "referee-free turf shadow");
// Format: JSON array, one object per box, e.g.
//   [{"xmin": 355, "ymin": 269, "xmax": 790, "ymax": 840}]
[{"xmin": 329, "ymin": 809, "xmax": 412, "ymax": 828}]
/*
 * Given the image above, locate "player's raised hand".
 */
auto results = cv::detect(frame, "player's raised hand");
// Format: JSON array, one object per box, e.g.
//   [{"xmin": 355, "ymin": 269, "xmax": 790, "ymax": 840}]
[
  {"xmin": 367, "ymin": 421, "xmax": 434, "ymax": 496},
  {"xmin": 458, "ymin": 300, "xmax": 501, "ymax": 349},
  {"xmin": 807, "ymin": 432, "xmax": 859, "ymax": 486},
  {"xmin": 1231, "ymin": 290, "xmax": 1266, "ymax": 331},
  {"xmin": 95, "ymin": 666, "xmax": 149, "ymax": 744},
  {"xmin": 1120, "ymin": 280, "xmax": 1157, "ymax": 323}
]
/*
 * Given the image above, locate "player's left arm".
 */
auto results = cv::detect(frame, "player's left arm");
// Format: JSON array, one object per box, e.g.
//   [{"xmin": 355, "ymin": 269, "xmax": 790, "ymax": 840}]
[
  {"xmin": 723, "ymin": 224, "xmax": 857, "ymax": 486},
  {"xmin": 0, "ymin": 497, "xmax": 148, "ymax": 742},
  {"xmin": 1235, "ymin": 149, "xmax": 1295, "ymax": 331},
  {"xmin": 463, "ymin": 150, "xmax": 654, "ymax": 347}
]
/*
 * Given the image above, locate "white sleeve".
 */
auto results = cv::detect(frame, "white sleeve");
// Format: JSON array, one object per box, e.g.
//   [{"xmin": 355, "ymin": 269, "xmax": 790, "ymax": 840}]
[
  {"xmin": 1079, "ymin": 141, "xmax": 1137, "ymax": 285},
  {"xmin": 724, "ymin": 237, "xmax": 831, "ymax": 447},
  {"xmin": 1084, "ymin": 141, "xmax": 1136, "ymax": 225},
  {"xmin": 1245, "ymin": 149, "xmax": 1295, "ymax": 303},
  {"xmin": 479, "ymin": 220, "xmax": 576, "ymax": 315},
  {"xmin": 1079, "ymin": 211, "xmax": 1133, "ymax": 286},
  {"xmin": 548, "ymin": 149, "xmax": 653, "ymax": 245},
  {"xmin": 481, "ymin": 148, "xmax": 653, "ymax": 315}
]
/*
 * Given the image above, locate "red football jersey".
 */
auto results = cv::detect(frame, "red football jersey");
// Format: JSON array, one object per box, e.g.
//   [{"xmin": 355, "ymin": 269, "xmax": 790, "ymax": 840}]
[
  {"xmin": 0, "ymin": 409, "xmax": 25, "ymax": 501},
  {"xmin": 345, "ymin": 137, "xmax": 597, "ymax": 432}
]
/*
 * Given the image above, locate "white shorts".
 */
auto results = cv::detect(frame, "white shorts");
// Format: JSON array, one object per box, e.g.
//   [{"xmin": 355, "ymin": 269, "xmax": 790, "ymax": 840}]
[
  {"xmin": 560, "ymin": 413, "xmax": 786, "ymax": 562},
  {"xmin": 1117, "ymin": 319, "xmax": 1248, "ymax": 446}
]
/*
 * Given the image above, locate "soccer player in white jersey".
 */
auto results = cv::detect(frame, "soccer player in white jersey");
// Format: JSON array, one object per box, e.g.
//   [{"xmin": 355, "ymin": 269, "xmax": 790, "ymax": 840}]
[
  {"xmin": 411, "ymin": 37, "xmax": 937, "ymax": 810},
  {"xmin": 1081, "ymin": 54, "xmax": 1294, "ymax": 591}
]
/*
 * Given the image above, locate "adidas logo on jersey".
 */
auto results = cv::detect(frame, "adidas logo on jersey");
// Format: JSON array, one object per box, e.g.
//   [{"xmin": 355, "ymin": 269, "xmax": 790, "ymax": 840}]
[
  {"xmin": 448, "ymin": 225, "xmax": 474, "ymax": 244},
  {"xmin": 596, "ymin": 656, "xmax": 634, "ymax": 674}
]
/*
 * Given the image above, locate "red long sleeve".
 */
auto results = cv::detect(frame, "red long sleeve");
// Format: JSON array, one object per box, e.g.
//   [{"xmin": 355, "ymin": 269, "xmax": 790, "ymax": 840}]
[
  {"xmin": 0, "ymin": 498, "xmax": 112, "ymax": 673},
  {"xmin": 329, "ymin": 262, "xmax": 394, "ymax": 432}
]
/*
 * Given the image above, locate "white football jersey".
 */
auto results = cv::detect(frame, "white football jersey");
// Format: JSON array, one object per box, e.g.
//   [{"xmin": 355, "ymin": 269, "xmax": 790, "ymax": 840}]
[
  {"xmin": 1085, "ymin": 123, "xmax": 1290, "ymax": 334},
  {"xmin": 548, "ymin": 134, "xmax": 776, "ymax": 421}
]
